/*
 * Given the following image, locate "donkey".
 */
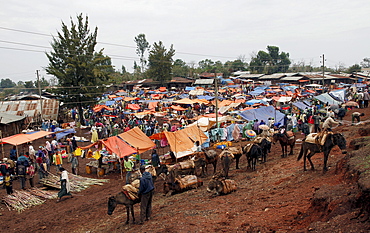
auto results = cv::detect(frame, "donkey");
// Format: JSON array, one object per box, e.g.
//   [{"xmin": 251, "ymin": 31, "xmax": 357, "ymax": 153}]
[{"xmin": 107, "ymin": 192, "xmax": 140, "ymax": 224}]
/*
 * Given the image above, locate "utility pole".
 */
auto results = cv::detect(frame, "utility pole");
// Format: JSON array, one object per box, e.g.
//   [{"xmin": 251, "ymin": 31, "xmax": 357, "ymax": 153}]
[
  {"xmin": 36, "ymin": 70, "xmax": 43, "ymax": 122},
  {"xmin": 320, "ymin": 54, "xmax": 326, "ymax": 90},
  {"xmin": 214, "ymin": 72, "xmax": 219, "ymax": 142}
]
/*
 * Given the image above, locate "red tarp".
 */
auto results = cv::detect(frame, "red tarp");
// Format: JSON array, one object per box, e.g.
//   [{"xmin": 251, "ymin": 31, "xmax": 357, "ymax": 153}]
[{"xmin": 127, "ymin": 104, "xmax": 141, "ymax": 110}]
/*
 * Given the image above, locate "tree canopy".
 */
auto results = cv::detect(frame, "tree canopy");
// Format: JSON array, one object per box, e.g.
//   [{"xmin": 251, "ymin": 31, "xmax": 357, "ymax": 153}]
[
  {"xmin": 249, "ymin": 46, "xmax": 291, "ymax": 74},
  {"xmin": 134, "ymin": 34, "xmax": 150, "ymax": 73},
  {"xmin": 45, "ymin": 13, "xmax": 113, "ymax": 124},
  {"xmin": 146, "ymin": 41, "xmax": 175, "ymax": 85}
]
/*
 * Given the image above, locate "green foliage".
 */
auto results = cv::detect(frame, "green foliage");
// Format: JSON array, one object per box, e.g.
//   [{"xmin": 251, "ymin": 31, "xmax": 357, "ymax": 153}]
[
  {"xmin": 146, "ymin": 41, "xmax": 175, "ymax": 85},
  {"xmin": 249, "ymin": 45, "xmax": 291, "ymax": 74},
  {"xmin": 45, "ymin": 13, "xmax": 113, "ymax": 124},
  {"xmin": 361, "ymin": 58, "xmax": 370, "ymax": 68},
  {"xmin": 34, "ymin": 77, "xmax": 50, "ymax": 89},
  {"xmin": 172, "ymin": 59, "xmax": 190, "ymax": 77},
  {"xmin": 347, "ymin": 64, "xmax": 362, "ymax": 73},
  {"xmin": 0, "ymin": 78, "xmax": 16, "ymax": 88},
  {"xmin": 134, "ymin": 34, "xmax": 150, "ymax": 73}
]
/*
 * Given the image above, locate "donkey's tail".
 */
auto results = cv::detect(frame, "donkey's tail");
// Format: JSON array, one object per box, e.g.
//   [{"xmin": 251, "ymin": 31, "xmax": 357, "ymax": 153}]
[{"xmin": 297, "ymin": 143, "xmax": 304, "ymax": 161}]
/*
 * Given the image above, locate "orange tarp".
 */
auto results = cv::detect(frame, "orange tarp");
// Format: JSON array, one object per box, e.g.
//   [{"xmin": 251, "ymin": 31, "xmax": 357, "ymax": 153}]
[
  {"xmin": 192, "ymin": 99, "xmax": 209, "ymax": 104},
  {"xmin": 93, "ymin": 105, "xmax": 114, "ymax": 112},
  {"xmin": 102, "ymin": 136, "xmax": 137, "ymax": 158},
  {"xmin": 171, "ymin": 105, "xmax": 187, "ymax": 111},
  {"xmin": 134, "ymin": 110, "xmax": 155, "ymax": 116},
  {"xmin": 123, "ymin": 97, "xmax": 138, "ymax": 101},
  {"xmin": 286, "ymin": 91, "xmax": 293, "ymax": 96},
  {"xmin": 173, "ymin": 98, "xmax": 195, "ymax": 105},
  {"xmin": 219, "ymin": 100, "xmax": 233, "ymax": 107},
  {"xmin": 148, "ymin": 101, "xmax": 158, "ymax": 110},
  {"xmin": 149, "ymin": 132, "xmax": 166, "ymax": 140},
  {"xmin": 1, "ymin": 131, "xmax": 54, "ymax": 146},
  {"xmin": 164, "ymin": 125, "xmax": 207, "ymax": 157},
  {"xmin": 108, "ymin": 95, "xmax": 117, "ymax": 99},
  {"xmin": 234, "ymin": 99, "xmax": 245, "ymax": 103},
  {"xmin": 127, "ymin": 104, "xmax": 141, "ymax": 110},
  {"xmin": 159, "ymin": 87, "xmax": 167, "ymax": 92},
  {"xmin": 118, "ymin": 127, "xmax": 155, "ymax": 154}
]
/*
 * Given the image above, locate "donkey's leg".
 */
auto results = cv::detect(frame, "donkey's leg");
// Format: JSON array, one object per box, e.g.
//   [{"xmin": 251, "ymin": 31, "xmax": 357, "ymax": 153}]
[
  {"xmin": 307, "ymin": 151, "xmax": 316, "ymax": 171},
  {"xmin": 322, "ymin": 150, "xmax": 330, "ymax": 172},
  {"xmin": 125, "ymin": 206, "xmax": 130, "ymax": 224}
]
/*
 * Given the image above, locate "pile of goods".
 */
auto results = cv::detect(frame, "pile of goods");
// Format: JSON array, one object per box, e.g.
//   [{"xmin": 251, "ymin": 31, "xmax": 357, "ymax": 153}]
[
  {"xmin": 3, "ymin": 190, "xmax": 46, "ymax": 212},
  {"xmin": 40, "ymin": 173, "xmax": 109, "ymax": 192},
  {"xmin": 168, "ymin": 160, "xmax": 195, "ymax": 171},
  {"xmin": 175, "ymin": 175, "xmax": 199, "ymax": 189}
]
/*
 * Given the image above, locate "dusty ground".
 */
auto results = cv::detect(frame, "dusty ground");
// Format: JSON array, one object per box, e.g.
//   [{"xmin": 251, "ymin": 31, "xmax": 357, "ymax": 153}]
[{"xmin": 1, "ymin": 108, "xmax": 370, "ymax": 233}]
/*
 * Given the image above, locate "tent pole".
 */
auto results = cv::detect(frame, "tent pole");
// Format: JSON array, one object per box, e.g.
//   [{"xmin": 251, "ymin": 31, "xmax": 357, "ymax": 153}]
[
  {"xmin": 0, "ymin": 130, "xmax": 4, "ymax": 159},
  {"xmin": 118, "ymin": 157, "xmax": 123, "ymax": 180}
]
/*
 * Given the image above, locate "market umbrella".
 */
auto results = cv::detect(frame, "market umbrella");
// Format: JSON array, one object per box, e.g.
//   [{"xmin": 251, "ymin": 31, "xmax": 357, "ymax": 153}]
[
  {"xmin": 258, "ymin": 125, "xmax": 270, "ymax": 130},
  {"xmin": 246, "ymin": 130, "xmax": 257, "ymax": 138}
]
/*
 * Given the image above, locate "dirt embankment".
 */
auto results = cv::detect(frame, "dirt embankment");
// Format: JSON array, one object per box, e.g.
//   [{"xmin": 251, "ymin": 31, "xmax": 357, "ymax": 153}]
[{"xmin": 297, "ymin": 127, "xmax": 370, "ymax": 233}]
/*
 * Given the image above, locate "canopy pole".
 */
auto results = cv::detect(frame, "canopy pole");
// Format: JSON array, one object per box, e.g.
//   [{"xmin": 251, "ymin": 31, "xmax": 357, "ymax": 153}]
[
  {"xmin": 118, "ymin": 157, "xmax": 123, "ymax": 180},
  {"xmin": 214, "ymin": 77, "xmax": 219, "ymax": 142},
  {"xmin": 0, "ymin": 130, "xmax": 4, "ymax": 159}
]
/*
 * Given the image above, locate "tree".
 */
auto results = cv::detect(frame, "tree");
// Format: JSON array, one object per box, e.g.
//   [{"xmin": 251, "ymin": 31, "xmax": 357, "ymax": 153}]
[
  {"xmin": 24, "ymin": 81, "xmax": 35, "ymax": 89},
  {"xmin": 34, "ymin": 76, "xmax": 50, "ymax": 89},
  {"xmin": 361, "ymin": 58, "xmax": 370, "ymax": 68},
  {"xmin": 45, "ymin": 13, "xmax": 113, "ymax": 125},
  {"xmin": 134, "ymin": 34, "xmax": 150, "ymax": 73},
  {"xmin": 249, "ymin": 46, "xmax": 291, "ymax": 74},
  {"xmin": 0, "ymin": 78, "xmax": 16, "ymax": 88},
  {"xmin": 347, "ymin": 64, "xmax": 362, "ymax": 73},
  {"xmin": 146, "ymin": 41, "xmax": 175, "ymax": 85},
  {"xmin": 172, "ymin": 59, "xmax": 189, "ymax": 77}
]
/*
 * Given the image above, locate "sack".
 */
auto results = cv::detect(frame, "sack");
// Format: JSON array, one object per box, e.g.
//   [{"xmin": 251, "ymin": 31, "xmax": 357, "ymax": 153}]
[{"xmin": 17, "ymin": 164, "xmax": 26, "ymax": 175}]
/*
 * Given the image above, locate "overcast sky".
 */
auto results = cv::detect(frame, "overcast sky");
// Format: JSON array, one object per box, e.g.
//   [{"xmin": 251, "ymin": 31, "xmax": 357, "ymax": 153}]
[{"xmin": 1, "ymin": 0, "xmax": 369, "ymax": 83}]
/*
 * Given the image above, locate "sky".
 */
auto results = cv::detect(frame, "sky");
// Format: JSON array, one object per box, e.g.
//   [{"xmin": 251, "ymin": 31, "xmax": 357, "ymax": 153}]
[{"xmin": 1, "ymin": 0, "xmax": 370, "ymax": 83}]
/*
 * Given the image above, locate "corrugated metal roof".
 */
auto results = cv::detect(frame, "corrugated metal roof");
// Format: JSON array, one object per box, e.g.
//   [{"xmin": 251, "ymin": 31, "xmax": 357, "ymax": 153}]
[
  {"xmin": 259, "ymin": 74, "xmax": 285, "ymax": 80},
  {"xmin": 0, "ymin": 99, "xmax": 59, "ymax": 122},
  {"xmin": 280, "ymin": 76, "xmax": 306, "ymax": 81},
  {"xmin": 238, "ymin": 74, "xmax": 264, "ymax": 78},
  {"xmin": 0, "ymin": 113, "xmax": 25, "ymax": 124},
  {"xmin": 194, "ymin": 79, "xmax": 214, "ymax": 85}
]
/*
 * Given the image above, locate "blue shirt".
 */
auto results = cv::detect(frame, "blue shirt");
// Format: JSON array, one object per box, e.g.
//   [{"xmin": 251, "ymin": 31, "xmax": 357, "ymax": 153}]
[{"xmin": 138, "ymin": 172, "xmax": 154, "ymax": 194}]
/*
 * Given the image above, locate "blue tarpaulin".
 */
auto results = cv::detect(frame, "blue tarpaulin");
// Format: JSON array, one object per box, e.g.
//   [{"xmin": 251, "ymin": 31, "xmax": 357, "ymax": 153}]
[
  {"xmin": 105, "ymin": 101, "xmax": 115, "ymax": 106},
  {"xmin": 293, "ymin": 101, "xmax": 309, "ymax": 110},
  {"xmin": 197, "ymin": 95, "xmax": 214, "ymax": 100},
  {"xmin": 245, "ymin": 99, "xmax": 268, "ymax": 105},
  {"xmin": 238, "ymin": 106, "xmax": 285, "ymax": 124},
  {"xmin": 185, "ymin": 86, "xmax": 195, "ymax": 91},
  {"xmin": 54, "ymin": 128, "xmax": 77, "ymax": 140}
]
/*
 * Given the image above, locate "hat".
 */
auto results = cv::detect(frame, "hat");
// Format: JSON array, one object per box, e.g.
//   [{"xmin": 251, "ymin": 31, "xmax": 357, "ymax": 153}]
[{"xmin": 3, "ymin": 158, "xmax": 8, "ymax": 162}]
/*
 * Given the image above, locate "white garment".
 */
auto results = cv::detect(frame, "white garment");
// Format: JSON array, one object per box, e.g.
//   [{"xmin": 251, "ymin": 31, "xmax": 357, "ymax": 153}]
[{"xmin": 61, "ymin": 170, "xmax": 71, "ymax": 193}]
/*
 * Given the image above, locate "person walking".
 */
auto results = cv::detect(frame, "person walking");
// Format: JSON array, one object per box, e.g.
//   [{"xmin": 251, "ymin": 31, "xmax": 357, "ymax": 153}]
[
  {"xmin": 364, "ymin": 90, "xmax": 370, "ymax": 108},
  {"xmin": 56, "ymin": 167, "xmax": 73, "ymax": 202},
  {"xmin": 151, "ymin": 150, "xmax": 160, "ymax": 168},
  {"xmin": 322, "ymin": 116, "xmax": 340, "ymax": 131},
  {"xmin": 4, "ymin": 172, "xmax": 13, "ymax": 195},
  {"xmin": 16, "ymin": 159, "xmax": 28, "ymax": 190},
  {"xmin": 123, "ymin": 156, "xmax": 134, "ymax": 184},
  {"xmin": 352, "ymin": 112, "xmax": 365, "ymax": 125},
  {"xmin": 71, "ymin": 154, "xmax": 79, "ymax": 175},
  {"xmin": 138, "ymin": 166, "xmax": 154, "ymax": 224}
]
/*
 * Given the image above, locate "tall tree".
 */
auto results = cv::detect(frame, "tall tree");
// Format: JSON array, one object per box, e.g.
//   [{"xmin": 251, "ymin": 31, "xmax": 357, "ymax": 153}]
[
  {"xmin": 134, "ymin": 34, "xmax": 150, "ymax": 73},
  {"xmin": 347, "ymin": 64, "xmax": 362, "ymax": 73},
  {"xmin": 172, "ymin": 59, "xmax": 189, "ymax": 77},
  {"xmin": 249, "ymin": 46, "xmax": 291, "ymax": 74},
  {"xmin": 45, "ymin": 14, "xmax": 112, "ymax": 125},
  {"xmin": 146, "ymin": 41, "xmax": 175, "ymax": 85},
  {"xmin": 361, "ymin": 58, "xmax": 370, "ymax": 68},
  {"xmin": 0, "ymin": 78, "xmax": 16, "ymax": 88}
]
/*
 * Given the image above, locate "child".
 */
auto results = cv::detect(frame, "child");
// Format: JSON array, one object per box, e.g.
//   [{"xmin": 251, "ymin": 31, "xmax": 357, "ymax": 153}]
[{"xmin": 4, "ymin": 172, "xmax": 13, "ymax": 194}]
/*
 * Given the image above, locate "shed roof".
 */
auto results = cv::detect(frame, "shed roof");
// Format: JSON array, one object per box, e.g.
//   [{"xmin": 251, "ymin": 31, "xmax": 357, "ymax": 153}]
[
  {"xmin": 0, "ymin": 113, "xmax": 25, "ymax": 124},
  {"xmin": 194, "ymin": 79, "xmax": 214, "ymax": 85}
]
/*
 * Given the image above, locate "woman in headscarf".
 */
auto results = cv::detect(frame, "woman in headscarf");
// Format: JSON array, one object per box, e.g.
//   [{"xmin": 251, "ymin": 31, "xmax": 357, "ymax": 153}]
[{"xmin": 56, "ymin": 167, "xmax": 72, "ymax": 202}]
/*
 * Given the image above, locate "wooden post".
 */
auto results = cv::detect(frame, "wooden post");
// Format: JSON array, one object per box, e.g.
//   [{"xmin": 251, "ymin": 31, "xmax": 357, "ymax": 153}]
[{"xmin": 0, "ymin": 130, "xmax": 4, "ymax": 159}]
